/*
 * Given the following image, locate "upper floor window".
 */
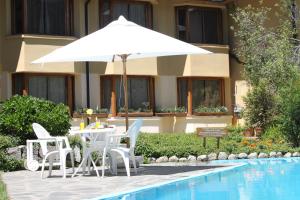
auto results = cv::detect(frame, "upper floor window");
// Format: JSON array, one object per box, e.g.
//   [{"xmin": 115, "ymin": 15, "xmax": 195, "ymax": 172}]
[
  {"xmin": 99, "ymin": 0, "xmax": 152, "ymax": 28},
  {"xmin": 176, "ymin": 6, "xmax": 223, "ymax": 44},
  {"xmin": 11, "ymin": 0, "xmax": 74, "ymax": 36}
]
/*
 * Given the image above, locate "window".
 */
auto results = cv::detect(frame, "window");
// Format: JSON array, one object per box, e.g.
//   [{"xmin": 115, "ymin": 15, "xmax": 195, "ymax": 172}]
[
  {"xmin": 99, "ymin": 0, "xmax": 152, "ymax": 28},
  {"xmin": 175, "ymin": 6, "xmax": 223, "ymax": 44},
  {"xmin": 178, "ymin": 77, "xmax": 224, "ymax": 110},
  {"xmin": 11, "ymin": 0, "xmax": 74, "ymax": 35},
  {"xmin": 12, "ymin": 73, "xmax": 74, "ymax": 111},
  {"xmin": 101, "ymin": 76, "xmax": 154, "ymax": 114}
]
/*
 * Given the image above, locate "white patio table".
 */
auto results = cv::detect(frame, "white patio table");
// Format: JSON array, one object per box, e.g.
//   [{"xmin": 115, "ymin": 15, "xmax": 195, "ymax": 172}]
[{"xmin": 69, "ymin": 126, "xmax": 117, "ymax": 177}]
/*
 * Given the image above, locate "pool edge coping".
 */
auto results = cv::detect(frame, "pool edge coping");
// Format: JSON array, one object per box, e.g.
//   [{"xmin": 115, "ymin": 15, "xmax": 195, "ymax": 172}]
[{"xmin": 89, "ymin": 162, "xmax": 248, "ymax": 200}]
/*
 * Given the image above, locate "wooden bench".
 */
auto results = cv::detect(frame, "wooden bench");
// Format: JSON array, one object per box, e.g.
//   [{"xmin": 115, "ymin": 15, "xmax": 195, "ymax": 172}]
[{"xmin": 196, "ymin": 127, "xmax": 227, "ymax": 148}]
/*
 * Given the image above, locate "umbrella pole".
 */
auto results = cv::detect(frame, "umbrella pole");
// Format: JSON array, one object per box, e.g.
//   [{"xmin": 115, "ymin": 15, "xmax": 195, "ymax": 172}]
[{"xmin": 121, "ymin": 54, "xmax": 129, "ymax": 131}]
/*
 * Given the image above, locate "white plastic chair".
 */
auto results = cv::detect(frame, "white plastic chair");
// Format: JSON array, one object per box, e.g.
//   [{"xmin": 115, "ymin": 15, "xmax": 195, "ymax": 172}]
[
  {"xmin": 109, "ymin": 119, "xmax": 143, "ymax": 177},
  {"xmin": 32, "ymin": 123, "xmax": 74, "ymax": 178}
]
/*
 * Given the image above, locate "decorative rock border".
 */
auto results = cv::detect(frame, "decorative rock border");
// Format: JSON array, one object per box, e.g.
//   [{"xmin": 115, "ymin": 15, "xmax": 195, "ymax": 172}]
[{"xmin": 152, "ymin": 151, "xmax": 300, "ymax": 163}]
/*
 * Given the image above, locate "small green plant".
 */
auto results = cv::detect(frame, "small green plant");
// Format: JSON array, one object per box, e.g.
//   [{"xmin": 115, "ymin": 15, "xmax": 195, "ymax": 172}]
[
  {"xmin": 119, "ymin": 106, "xmax": 151, "ymax": 113},
  {"xmin": 156, "ymin": 106, "xmax": 186, "ymax": 113},
  {"xmin": 194, "ymin": 106, "xmax": 228, "ymax": 113}
]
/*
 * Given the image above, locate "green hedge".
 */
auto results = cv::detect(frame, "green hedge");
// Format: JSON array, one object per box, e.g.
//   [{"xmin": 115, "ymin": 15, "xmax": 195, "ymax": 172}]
[
  {"xmin": 135, "ymin": 131, "xmax": 298, "ymax": 158},
  {"xmin": 0, "ymin": 135, "xmax": 24, "ymax": 172},
  {"xmin": 0, "ymin": 95, "xmax": 71, "ymax": 145}
]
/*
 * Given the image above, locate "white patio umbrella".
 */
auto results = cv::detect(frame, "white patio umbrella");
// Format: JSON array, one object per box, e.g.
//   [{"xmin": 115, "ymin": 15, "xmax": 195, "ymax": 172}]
[{"xmin": 33, "ymin": 16, "xmax": 211, "ymax": 130}]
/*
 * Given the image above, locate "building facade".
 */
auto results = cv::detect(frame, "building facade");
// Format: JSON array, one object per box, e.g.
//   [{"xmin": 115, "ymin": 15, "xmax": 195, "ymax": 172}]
[{"xmin": 0, "ymin": 0, "xmax": 294, "ymax": 132}]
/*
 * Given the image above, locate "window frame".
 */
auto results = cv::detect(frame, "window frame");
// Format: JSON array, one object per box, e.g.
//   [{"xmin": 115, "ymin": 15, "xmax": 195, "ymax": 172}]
[
  {"xmin": 177, "ymin": 77, "xmax": 225, "ymax": 114},
  {"xmin": 12, "ymin": 73, "xmax": 75, "ymax": 111},
  {"xmin": 11, "ymin": 0, "xmax": 74, "ymax": 36},
  {"xmin": 175, "ymin": 5, "xmax": 223, "ymax": 44},
  {"xmin": 100, "ymin": 75, "xmax": 155, "ymax": 116},
  {"xmin": 99, "ymin": 0, "xmax": 153, "ymax": 29}
]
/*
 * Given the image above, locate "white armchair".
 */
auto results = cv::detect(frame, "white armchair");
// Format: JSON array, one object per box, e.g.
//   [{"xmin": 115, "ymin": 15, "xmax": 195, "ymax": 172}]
[
  {"xmin": 30, "ymin": 123, "xmax": 74, "ymax": 179},
  {"xmin": 109, "ymin": 119, "xmax": 143, "ymax": 177}
]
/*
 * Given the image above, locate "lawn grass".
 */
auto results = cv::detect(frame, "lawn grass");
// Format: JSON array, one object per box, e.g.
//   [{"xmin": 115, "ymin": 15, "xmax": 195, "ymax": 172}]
[{"xmin": 0, "ymin": 173, "xmax": 8, "ymax": 200}]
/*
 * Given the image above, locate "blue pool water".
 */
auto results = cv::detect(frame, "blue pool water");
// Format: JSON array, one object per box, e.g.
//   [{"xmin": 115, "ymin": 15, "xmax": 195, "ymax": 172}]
[{"xmin": 97, "ymin": 158, "xmax": 300, "ymax": 200}]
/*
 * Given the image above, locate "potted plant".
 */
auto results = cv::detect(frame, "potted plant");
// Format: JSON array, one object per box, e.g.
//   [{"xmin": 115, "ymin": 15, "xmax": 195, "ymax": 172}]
[
  {"xmin": 155, "ymin": 106, "xmax": 187, "ymax": 117},
  {"xmin": 117, "ymin": 102, "xmax": 153, "ymax": 117},
  {"xmin": 193, "ymin": 106, "xmax": 228, "ymax": 116},
  {"xmin": 73, "ymin": 107, "xmax": 109, "ymax": 118}
]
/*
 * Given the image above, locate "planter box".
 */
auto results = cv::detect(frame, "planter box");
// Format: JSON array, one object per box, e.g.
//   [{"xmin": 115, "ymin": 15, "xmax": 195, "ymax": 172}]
[
  {"xmin": 155, "ymin": 112, "xmax": 187, "ymax": 117},
  {"xmin": 193, "ymin": 112, "xmax": 227, "ymax": 116},
  {"xmin": 117, "ymin": 112, "xmax": 153, "ymax": 117},
  {"xmin": 73, "ymin": 113, "xmax": 108, "ymax": 118}
]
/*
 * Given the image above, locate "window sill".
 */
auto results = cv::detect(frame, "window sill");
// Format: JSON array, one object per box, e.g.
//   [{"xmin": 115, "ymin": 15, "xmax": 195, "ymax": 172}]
[
  {"xmin": 155, "ymin": 112, "xmax": 187, "ymax": 117},
  {"xmin": 117, "ymin": 112, "xmax": 154, "ymax": 117},
  {"xmin": 73, "ymin": 113, "xmax": 109, "ymax": 118},
  {"xmin": 6, "ymin": 34, "xmax": 78, "ymax": 41},
  {"xmin": 193, "ymin": 112, "xmax": 228, "ymax": 116}
]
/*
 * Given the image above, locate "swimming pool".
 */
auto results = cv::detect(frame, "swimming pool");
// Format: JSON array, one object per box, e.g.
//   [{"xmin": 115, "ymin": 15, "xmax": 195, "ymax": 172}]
[{"xmin": 97, "ymin": 158, "xmax": 300, "ymax": 200}]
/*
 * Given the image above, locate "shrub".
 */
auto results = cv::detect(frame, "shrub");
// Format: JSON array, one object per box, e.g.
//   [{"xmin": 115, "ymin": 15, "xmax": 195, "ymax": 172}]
[
  {"xmin": 262, "ymin": 126, "xmax": 285, "ymax": 144},
  {"xmin": 135, "ymin": 132, "xmax": 297, "ymax": 158},
  {"xmin": 243, "ymin": 85, "xmax": 277, "ymax": 132},
  {"xmin": 225, "ymin": 126, "xmax": 245, "ymax": 143},
  {"xmin": 278, "ymin": 83, "xmax": 300, "ymax": 147},
  {"xmin": 0, "ymin": 152, "xmax": 24, "ymax": 172},
  {"xmin": 136, "ymin": 133, "xmax": 228, "ymax": 158},
  {"xmin": 0, "ymin": 135, "xmax": 24, "ymax": 172},
  {"xmin": 0, "ymin": 95, "xmax": 71, "ymax": 145}
]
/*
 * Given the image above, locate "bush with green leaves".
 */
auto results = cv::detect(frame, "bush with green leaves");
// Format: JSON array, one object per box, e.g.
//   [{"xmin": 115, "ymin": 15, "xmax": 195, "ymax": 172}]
[
  {"xmin": 231, "ymin": 2, "xmax": 297, "ymax": 133},
  {"xmin": 0, "ymin": 135, "xmax": 24, "ymax": 172},
  {"xmin": 0, "ymin": 95, "xmax": 71, "ymax": 145},
  {"xmin": 242, "ymin": 84, "xmax": 277, "ymax": 131},
  {"xmin": 135, "ymin": 132, "xmax": 297, "ymax": 158},
  {"xmin": 277, "ymin": 83, "xmax": 300, "ymax": 147}
]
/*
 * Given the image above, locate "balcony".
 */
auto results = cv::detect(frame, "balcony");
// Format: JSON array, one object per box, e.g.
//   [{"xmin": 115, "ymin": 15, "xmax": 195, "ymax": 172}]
[{"xmin": 2, "ymin": 34, "xmax": 78, "ymax": 73}]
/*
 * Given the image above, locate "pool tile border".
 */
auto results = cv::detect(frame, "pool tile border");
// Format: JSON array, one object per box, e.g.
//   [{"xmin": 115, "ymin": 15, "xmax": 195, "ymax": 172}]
[{"xmin": 91, "ymin": 163, "xmax": 248, "ymax": 200}]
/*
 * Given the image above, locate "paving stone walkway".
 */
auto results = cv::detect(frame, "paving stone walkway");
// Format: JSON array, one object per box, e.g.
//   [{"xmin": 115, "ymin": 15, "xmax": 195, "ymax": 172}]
[{"xmin": 3, "ymin": 162, "xmax": 233, "ymax": 200}]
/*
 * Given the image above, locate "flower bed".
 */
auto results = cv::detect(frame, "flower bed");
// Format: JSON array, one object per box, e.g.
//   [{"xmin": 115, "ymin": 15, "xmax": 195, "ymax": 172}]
[{"xmin": 135, "ymin": 129, "xmax": 300, "ymax": 159}]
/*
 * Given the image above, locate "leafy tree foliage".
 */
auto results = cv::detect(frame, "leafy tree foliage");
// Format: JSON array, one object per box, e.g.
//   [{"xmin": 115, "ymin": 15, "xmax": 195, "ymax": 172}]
[{"xmin": 231, "ymin": 1, "xmax": 298, "ymax": 131}]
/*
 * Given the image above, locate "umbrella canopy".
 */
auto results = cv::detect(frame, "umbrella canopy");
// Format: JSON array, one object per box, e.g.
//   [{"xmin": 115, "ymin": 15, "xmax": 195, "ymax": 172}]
[{"xmin": 33, "ymin": 16, "xmax": 211, "ymax": 130}]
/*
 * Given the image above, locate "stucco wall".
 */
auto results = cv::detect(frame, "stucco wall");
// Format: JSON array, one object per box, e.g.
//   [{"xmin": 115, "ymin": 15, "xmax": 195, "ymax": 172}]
[
  {"xmin": 0, "ymin": 0, "xmax": 232, "ymax": 114},
  {"xmin": 71, "ymin": 115, "xmax": 233, "ymax": 133}
]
